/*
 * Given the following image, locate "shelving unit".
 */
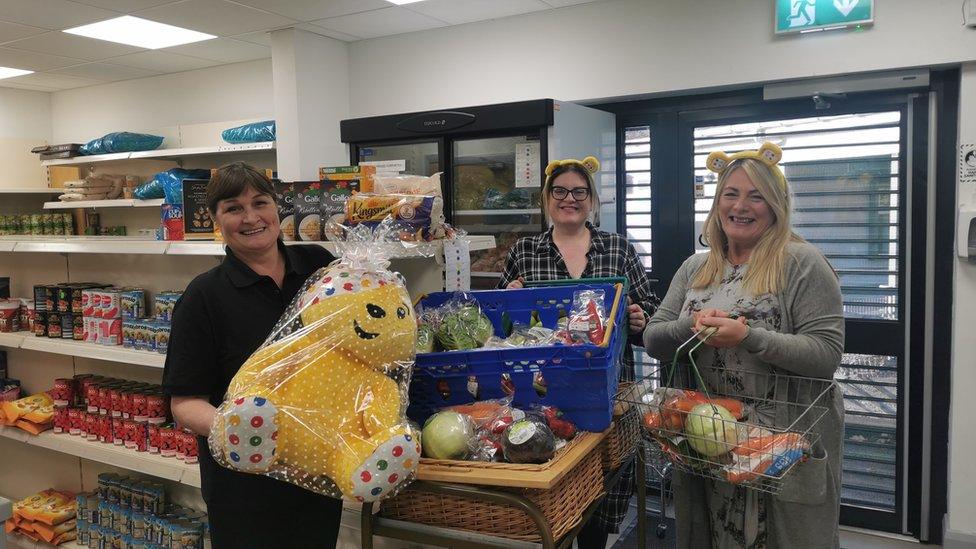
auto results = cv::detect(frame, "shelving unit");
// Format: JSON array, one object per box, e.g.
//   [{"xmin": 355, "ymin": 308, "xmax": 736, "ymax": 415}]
[
  {"xmin": 0, "ymin": 332, "xmax": 165, "ymax": 368},
  {"xmin": 470, "ymin": 271, "xmax": 502, "ymax": 278},
  {"xmin": 40, "ymin": 142, "xmax": 275, "ymax": 167},
  {"xmin": 0, "ymin": 427, "xmax": 200, "ymax": 488},
  {"xmin": 0, "ymin": 188, "xmax": 65, "ymax": 194},
  {"xmin": 0, "ymin": 235, "xmax": 496, "ymax": 257},
  {"xmin": 42, "ymin": 198, "xmax": 164, "ymax": 210}
]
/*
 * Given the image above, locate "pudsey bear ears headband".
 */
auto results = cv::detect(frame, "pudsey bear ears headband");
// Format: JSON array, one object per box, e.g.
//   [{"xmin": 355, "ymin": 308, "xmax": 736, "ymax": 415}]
[
  {"xmin": 705, "ymin": 141, "xmax": 786, "ymax": 191},
  {"xmin": 544, "ymin": 156, "xmax": 600, "ymax": 186}
]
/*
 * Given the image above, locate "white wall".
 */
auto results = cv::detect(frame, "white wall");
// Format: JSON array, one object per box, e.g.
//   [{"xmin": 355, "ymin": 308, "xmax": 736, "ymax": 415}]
[
  {"xmin": 348, "ymin": 0, "xmax": 976, "ymax": 117},
  {"xmin": 50, "ymin": 59, "xmax": 273, "ymax": 143},
  {"xmin": 947, "ymin": 62, "xmax": 976, "ymax": 544},
  {"xmin": 0, "ymin": 87, "xmax": 50, "ymax": 141}
]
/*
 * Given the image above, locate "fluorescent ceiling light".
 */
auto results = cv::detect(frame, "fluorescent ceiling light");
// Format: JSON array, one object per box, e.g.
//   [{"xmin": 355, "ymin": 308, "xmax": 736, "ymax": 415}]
[
  {"xmin": 387, "ymin": 0, "xmax": 428, "ymax": 4},
  {"xmin": 63, "ymin": 16, "xmax": 215, "ymax": 49},
  {"xmin": 0, "ymin": 67, "xmax": 33, "ymax": 80}
]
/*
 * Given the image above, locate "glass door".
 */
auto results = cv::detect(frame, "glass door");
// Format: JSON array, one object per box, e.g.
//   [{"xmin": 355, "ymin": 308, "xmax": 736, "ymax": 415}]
[
  {"xmin": 356, "ymin": 140, "xmax": 442, "ymax": 176},
  {"xmin": 616, "ymin": 90, "xmax": 929, "ymax": 535},
  {"xmin": 451, "ymin": 134, "xmax": 545, "ymax": 288}
]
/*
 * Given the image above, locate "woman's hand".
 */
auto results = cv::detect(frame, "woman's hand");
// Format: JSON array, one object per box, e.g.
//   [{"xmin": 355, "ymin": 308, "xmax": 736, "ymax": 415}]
[
  {"xmin": 691, "ymin": 308, "xmax": 731, "ymax": 332},
  {"xmin": 506, "ymin": 277, "xmax": 525, "ymax": 289},
  {"xmin": 696, "ymin": 315, "xmax": 749, "ymax": 348},
  {"xmin": 627, "ymin": 301, "xmax": 646, "ymax": 334}
]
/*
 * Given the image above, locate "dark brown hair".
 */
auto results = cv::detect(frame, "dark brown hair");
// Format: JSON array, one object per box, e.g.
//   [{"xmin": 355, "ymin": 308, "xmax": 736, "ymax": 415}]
[{"xmin": 206, "ymin": 162, "xmax": 276, "ymax": 213}]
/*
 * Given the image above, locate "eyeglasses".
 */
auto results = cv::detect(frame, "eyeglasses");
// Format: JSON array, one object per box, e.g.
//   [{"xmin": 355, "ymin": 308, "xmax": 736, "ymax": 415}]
[{"xmin": 549, "ymin": 186, "xmax": 591, "ymax": 201}]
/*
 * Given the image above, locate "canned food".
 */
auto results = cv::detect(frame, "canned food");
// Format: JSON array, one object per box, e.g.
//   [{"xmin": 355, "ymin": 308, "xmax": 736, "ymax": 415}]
[
  {"xmin": 60, "ymin": 312, "xmax": 73, "ymax": 339},
  {"xmin": 146, "ymin": 393, "xmax": 167, "ymax": 424},
  {"xmin": 44, "ymin": 285, "xmax": 57, "ymax": 314},
  {"xmin": 30, "ymin": 214, "xmax": 42, "ymax": 235},
  {"xmin": 68, "ymin": 407, "xmax": 83, "ymax": 435},
  {"xmin": 51, "ymin": 378, "xmax": 74, "ymax": 407},
  {"xmin": 52, "ymin": 406, "xmax": 69, "ymax": 433},
  {"xmin": 61, "ymin": 213, "xmax": 73, "ymax": 236},
  {"xmin": 47, "ymin": 310, "xmax": 61, "ymax": 338},
  {"xmin": 73, "ymin": 313, "xmax": 84, "ymax": 340},
  {"xmin": 33, "ymin": 311, "xmax": 47, "ymax": 337}
]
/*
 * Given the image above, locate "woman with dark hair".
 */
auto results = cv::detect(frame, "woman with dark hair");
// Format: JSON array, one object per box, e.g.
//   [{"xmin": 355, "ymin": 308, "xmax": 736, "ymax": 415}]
[
  {"xmin": 498, "ymin": 156, "xmax": 659, "ymax": 548},
  {"xmin": 162, "ymin": 162, "xmax": 342, "ymax": 548}
]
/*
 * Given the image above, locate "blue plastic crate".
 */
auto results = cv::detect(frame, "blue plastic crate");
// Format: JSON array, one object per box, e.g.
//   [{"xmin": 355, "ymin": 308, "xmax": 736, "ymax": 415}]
[{"xmin": 409, "ymin": 282, "xmax": 627, "ymax": 431}]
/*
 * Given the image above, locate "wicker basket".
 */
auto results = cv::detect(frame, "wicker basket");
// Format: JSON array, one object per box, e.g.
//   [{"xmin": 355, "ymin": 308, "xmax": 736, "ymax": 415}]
[
  {"xmin": 601, "ymin": 382, "xmax": 641, "ymax": 472},
  {"xmin": 380, "ymin": 432, "xmax": 606, "ymax": 542}
]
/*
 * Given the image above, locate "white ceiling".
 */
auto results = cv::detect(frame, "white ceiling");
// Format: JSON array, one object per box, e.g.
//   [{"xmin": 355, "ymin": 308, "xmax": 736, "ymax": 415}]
[{"xmin": 0, "ymin": 0, "xmax": 602, "ymax": 92}]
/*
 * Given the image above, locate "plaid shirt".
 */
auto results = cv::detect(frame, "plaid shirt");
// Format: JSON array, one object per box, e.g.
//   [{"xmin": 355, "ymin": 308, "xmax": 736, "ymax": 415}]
[{"xmin": 498, "ymin": 223, "xmax": 659, "ymax": 533}]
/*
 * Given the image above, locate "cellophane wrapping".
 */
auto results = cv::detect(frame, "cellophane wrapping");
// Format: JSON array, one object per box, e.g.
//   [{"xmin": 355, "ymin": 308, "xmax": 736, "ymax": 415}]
[{"xmin": 209, "ymin": 221, "xmax": 421, "ymax": 502}]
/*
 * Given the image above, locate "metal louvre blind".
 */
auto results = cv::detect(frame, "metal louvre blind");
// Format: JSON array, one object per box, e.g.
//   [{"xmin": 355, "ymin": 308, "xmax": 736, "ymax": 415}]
[{"xmin": 624, "ymin": 126, "xmax": 653, "ymax": 270}]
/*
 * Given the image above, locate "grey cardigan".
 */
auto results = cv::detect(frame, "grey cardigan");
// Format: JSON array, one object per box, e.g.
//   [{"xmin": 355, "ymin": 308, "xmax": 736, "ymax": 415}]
[{"xmin": 643, "ymin": 242, "xmax": 845, "ymax": 549}]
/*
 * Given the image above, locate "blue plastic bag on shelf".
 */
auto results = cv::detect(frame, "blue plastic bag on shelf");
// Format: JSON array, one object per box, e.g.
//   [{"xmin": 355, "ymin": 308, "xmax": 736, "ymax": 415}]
[
  {"xmin": 133, "ymin": 168, "xmax": 211, "ymax": 203},
  {"xmin": 221, "ymin": 120, "xmax": 275, "ymax": 144},
  {"xmin": 79, "ymin": 132, "xmax": 164, "ymax": 155}
]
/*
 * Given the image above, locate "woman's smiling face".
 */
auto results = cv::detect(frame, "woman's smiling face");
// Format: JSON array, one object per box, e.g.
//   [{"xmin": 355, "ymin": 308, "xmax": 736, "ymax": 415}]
[
  {"xmin": 546, "ymin": 171, "xmax": 593, "ymax": 228},
  {"xmin": 213, "ymin": 186, "xmax": 280, "ymax": 255},
  {"xmin": 717, "ymin": 167, "xmax": 774, "ymax": 252}
]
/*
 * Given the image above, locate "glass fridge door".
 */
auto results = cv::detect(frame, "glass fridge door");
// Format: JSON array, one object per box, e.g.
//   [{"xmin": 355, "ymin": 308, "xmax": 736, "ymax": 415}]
[
  {"xmin": 452, "ymin": 135, "xmax": 544, "ymax": 287},
  {"xmin": 357, "ymin": 141, "xmax": 441, "ymax": 176}
]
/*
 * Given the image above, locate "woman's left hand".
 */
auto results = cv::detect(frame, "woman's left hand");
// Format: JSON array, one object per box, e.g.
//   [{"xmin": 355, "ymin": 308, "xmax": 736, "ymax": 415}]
[
  {"xmin": 627, "ymin": 302, "xmax": 646, "ymax": 334},
  {"xmin": 697, "ymin": 315, "xmax": 749, "ymax": 348}
]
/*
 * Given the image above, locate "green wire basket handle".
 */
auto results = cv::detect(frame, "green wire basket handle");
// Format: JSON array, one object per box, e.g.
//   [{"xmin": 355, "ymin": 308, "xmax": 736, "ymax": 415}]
[{"xmin": 663, "ymin": 326, "xmax": 722, "ymax": 414}]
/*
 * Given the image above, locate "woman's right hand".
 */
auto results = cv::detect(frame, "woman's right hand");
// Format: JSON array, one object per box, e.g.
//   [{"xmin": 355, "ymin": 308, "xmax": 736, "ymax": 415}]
[{"xmin": 506, "ymin": 277, "xmax": 525, "ymax": 289}]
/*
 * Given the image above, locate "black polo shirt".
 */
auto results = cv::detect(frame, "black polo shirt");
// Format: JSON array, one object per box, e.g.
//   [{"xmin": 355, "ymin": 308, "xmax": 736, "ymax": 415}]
[{"xmin": 162, "ymin": 240, "xmax": 338, "ymax": 513}]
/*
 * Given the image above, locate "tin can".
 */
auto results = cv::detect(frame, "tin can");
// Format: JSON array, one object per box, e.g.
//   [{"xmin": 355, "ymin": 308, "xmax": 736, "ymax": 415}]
[
  {"xmin": 97, "ymin": 414, "xmax": 112, "ymax": 442},
  {"xmin": 51, "ymin": 378, "xmax": 74, "ymax": 407},
  {"xmin": 73, "ymin": 313, "xmax": 84, "ymax": 340},
  {"xmin": 19, "ymin": 214, "xmax": 30, "ymax": 234},
  {"xmin": 46, "ymin": 310, "xmax": 61, "ymax": 338},
  {"xmin": 159, "ymin": 426, "xmax": 176, "ymax": 458},
  {"xmin": 60, "ymin": 312, "xmax": 73, "ymax": 339},
  {"xmin": 125, "ymin": 419, "xmax": 148, "ymax": 452},
  {"xmin": 52, "ymin": 406, "xmax": 69, "ymax": 433},
  {"xmin": 51, "ymin": 213, "xmax": 64, "ymax": 235},
  {"xmin": 33, "ymin": 311, "xmax": 47, "ymax": 337},
  {"xmin": 33, "ymin": 285, "xmax": 47, "ymax": 312},
  {"xmin": 68, "ymin": 407, "xmax": 83, "ymax": 435},
  {"xmin": 146, "ymin": 393, "xmax": 167, "ymax": 424},
  {"xmin": 29, "ymin": 214, "xmax": 42, "ymax": 235},
  {"xmin": 44, "ymin": 285, "xmax": 57, "ymax": 314},
  {"xmin": 85, "ymin": 412, "xmax": 99, "ymax": 441},
  {"xmin": 61, "ymin": 213, "xmax": 73, "ymax": 236}
]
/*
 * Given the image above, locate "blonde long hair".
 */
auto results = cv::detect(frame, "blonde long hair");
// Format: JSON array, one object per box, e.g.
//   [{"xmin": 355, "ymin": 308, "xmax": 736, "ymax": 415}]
[{"xmin": 691, "ymin": 158, "xmax": 804, "ymax": 295}]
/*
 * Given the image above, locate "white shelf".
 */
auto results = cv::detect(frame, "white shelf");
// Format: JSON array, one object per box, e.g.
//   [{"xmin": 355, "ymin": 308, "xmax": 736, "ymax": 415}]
[
  {"xmin": 1, "ymin": 237, "xmax": 169, "ymax": 255},
  {"xmin": 0, "ymin": 331, "xmax": 165, "ymax": 368},
  {"xmin": 0, "ymin": 235, "xmax": 496, "ymax": 257},
  {"xmin": 0, "ymin": 426, "xmax": 200, "ymax": 488},
  {"xmin": 0, "ymin": 331, "xmax": 27, "ymax": 348},
  {"xmin": 471, "ymin": 271, "xmax": 502, "ymax": 277},
  {"xmin": 41, "ymin": 142, "xmax": 275, "ymax": 167},
  {"xmin": 0, "ymin": 188, "xmax": 65, "ymax": 194},
  {"xmin": 42, "ymin": 198, "xmax": 164, "ymax": 210},
  {"xmin": 41, "ymin": 152, "xmax": 129, "ymax": 166},
  {"xmin": 454, "ymin": 208, "xmax": 541, "ymax": 216}
]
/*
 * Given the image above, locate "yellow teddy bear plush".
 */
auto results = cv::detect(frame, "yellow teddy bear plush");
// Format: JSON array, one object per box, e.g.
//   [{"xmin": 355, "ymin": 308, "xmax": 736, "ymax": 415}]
[{"xmin": 209, "ymin": 235, "xmax": 420, "ymax": 502}]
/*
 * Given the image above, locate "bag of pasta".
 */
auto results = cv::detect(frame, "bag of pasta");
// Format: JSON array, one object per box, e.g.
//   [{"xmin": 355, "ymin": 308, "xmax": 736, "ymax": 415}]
[{"xmin": 209, "ymin": 219, "xmax": 421, "ymax": 502}]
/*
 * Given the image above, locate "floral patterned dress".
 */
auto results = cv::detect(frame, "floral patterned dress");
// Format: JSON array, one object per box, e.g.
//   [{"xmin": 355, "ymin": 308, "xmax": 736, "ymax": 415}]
[{"xmin": 680, "ymin": 263, "xmax": 782, "ymax": 549}]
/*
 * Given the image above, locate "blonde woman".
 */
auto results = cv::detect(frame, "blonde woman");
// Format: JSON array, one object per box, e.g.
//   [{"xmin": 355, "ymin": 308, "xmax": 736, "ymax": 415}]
[{"xmin": 643, "ymin": 143, "xmax": 844, "ymax": 549}]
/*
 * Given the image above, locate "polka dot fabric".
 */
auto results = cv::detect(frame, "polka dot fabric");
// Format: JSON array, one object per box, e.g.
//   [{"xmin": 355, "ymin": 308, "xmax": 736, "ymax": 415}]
[
  {"xmin": 209, "ymin": 258, "xmax": 420, "ymax": 502},
  {"xmin": 222, "ymin": 396, "xmax": 278, "ymax": 472}
]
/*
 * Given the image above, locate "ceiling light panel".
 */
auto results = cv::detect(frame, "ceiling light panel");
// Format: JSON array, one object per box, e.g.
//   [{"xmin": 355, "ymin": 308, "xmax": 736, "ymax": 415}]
[
  {"xmin": 0, "ymin": 66, "xmax": 33, "ymax": 80},
  {"xmin": 63, "ymin": 16, "xmax": 216, "ymax": 49}
]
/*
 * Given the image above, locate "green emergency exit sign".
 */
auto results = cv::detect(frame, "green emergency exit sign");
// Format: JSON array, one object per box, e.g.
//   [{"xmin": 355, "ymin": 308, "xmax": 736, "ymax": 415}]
[{"xmin": 775, "ymin": 0, "xmax": 874, "ymax": 34}]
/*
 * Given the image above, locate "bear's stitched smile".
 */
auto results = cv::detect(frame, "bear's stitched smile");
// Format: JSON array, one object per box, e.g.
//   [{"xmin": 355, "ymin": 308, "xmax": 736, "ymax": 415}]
[{"xmin": 353, "ymin": 320, "xmax": 379, "ymax": 340}]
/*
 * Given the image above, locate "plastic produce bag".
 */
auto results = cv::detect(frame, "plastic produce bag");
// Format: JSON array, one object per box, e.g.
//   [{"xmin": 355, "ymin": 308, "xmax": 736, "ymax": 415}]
[
  {"xmin": 133, "ymin": 168, "xmax": 210, "ymax": 202},
  {"xmin": 79, "ymin": 132, "xmax": 163, "ymax": 155},
  {"xmin": 221, "ymin": 120, "xmax": 275, "ymax": 144},
  {"xmin": 429, "ymin": 293, "xmax": 493, "ymax": 351},
  {"xmin": 209, "ymin": 219, "xmax": 421, "ymax": 502}
]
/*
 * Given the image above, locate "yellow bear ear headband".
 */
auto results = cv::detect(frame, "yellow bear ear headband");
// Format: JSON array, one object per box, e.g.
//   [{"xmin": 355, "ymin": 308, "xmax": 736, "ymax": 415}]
[
  {"xmin": 705, "ymin": 142, "xmax": 786, "ymax": 190},
  {"xmin": 544, "ymin": 156, "xmax": 600, "ymax": 185}
]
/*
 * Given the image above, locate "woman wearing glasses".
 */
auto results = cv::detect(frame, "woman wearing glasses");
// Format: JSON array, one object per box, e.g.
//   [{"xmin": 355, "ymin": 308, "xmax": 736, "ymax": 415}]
[{"xmin": 498, "ymin": 156, "xmax": 659, "ymax": 548}]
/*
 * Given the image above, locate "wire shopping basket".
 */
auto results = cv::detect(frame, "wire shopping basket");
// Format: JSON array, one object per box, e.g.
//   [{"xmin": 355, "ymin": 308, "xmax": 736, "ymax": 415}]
[{"xmin": 623, "ymin": 329, "xmax": 836, "ymax": 494}]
